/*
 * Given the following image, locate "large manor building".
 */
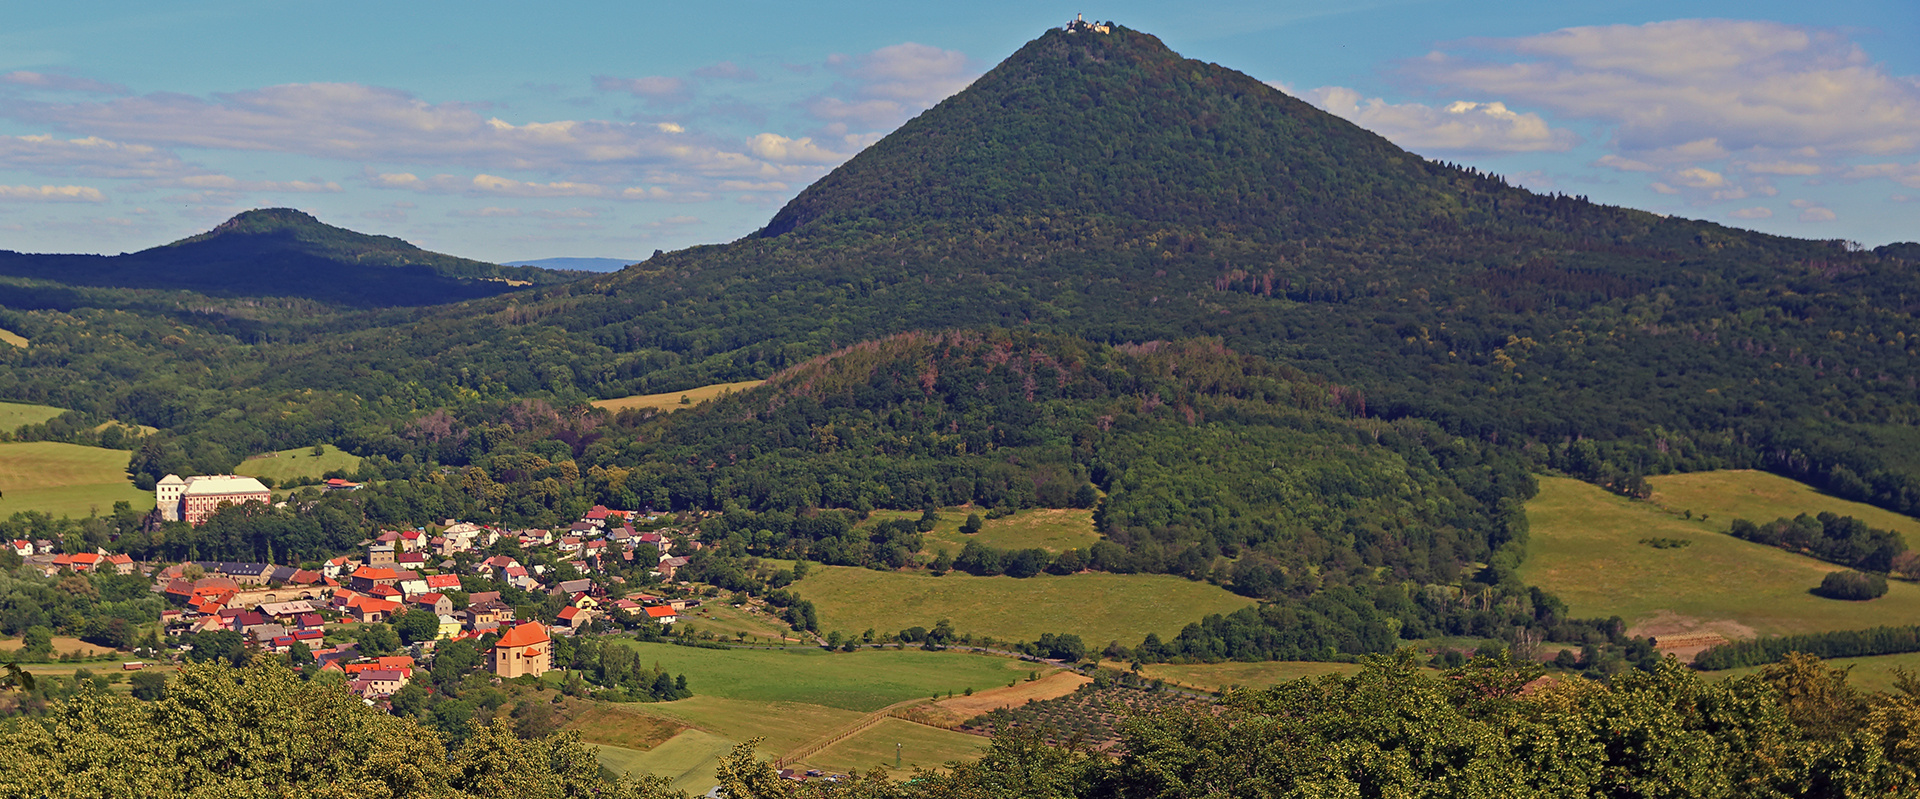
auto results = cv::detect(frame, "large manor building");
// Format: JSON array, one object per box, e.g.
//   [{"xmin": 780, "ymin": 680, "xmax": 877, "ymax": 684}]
[{"xmin": 156, "ymin": 474, "xmax": 273, "ymax": 526}]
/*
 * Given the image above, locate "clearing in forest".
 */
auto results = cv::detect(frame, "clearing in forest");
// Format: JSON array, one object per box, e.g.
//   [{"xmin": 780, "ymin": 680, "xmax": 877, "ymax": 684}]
[
  {"xmin": 234, "ymin": 444, "xmax": 364, "ymax": 486},
  {"xmin": 0, "ymin": 441, "xmax": 152, "ymax": 519},
  {"xmin": 870, "ymin": 507, "xmax": 1102, "ymax": 556},
  {"xmin": 792, "ymin": 565, "xmax": 1255, "ymax": 645},
  {"xmin": 590, "ymin": 380, "xmax": 766, "ymax": 414},
  {"xmin": 1519, "ymin": 476, "xmax": 1920, "ymax": 639},
  {"xmin": 0, "ymin": 401, "xmax": 64, "ymax": 430},
  {"xmin": 1647, "ymin": 469, "xmax": 1920, "ymax": 549},
  {"xmin": 0, "ymin": 327, "xmax": 25, "ymax": 347}
]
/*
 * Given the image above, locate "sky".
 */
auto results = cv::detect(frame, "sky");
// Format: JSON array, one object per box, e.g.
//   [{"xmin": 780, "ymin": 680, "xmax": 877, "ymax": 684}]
[{"xmin": 0, "ymin": 0, "xmax": 1914, "ymax": 262}]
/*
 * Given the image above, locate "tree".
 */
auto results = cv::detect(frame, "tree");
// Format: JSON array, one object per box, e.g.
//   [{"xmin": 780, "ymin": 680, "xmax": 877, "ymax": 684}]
[
  {"xmin": 392, "ymin": 608, "xmax": 441, "ymax": 645},
  {"xmin": 961, "ymin": 513, "xmax": 983, "ymax": 534},
  {"xmin": 354, "ymin": 623, "xmax": 401, "ymax": 656},
  {"xmin": 128, "ymin": 668, "xmax": 165, "ymax": 700}
]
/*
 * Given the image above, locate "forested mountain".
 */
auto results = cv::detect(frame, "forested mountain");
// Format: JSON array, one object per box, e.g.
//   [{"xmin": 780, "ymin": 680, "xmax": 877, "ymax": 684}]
[
  {"xmin": 0, "ymin": 24, "xmax": 1916, "ymax": 522},
  {"xmin": 0, "ymin": 208, "xmax": 582, "ymax": 307}
]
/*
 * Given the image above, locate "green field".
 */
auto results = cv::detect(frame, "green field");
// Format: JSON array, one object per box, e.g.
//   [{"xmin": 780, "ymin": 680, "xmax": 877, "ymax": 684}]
[
  {"xmin": 868, "ymin": 507, "xmax": 1102, "ymax": 556},
  {"xmin": 234, "ymin": 444, "xmax": 363, "ymax": 486},
  {"xmin": 1519, "ymin": 476, "xmax": 1920, "ymax": 639},
  {"xmin": 593, "ymin": 730, "xmax": 736, "ymax": 795},
  {"xmin": 586, "ymin": 642, "xmax": 1047, "ymax": 783},
  {"xmin": 0, "ymin": 401, "xmax": 64, "ymax": 431},
  {"xmin": 1648, "ymin": 470, "xmax": 1920, "ymax": 548},
  {"xmin": 0, "ymin": 441, "xmax": 152, "ymax": 519},
  {"xmin": 803, "ymin": 718, "xmax": 989, "ymax": 776},
  {"xmin": 677, "ymin": 602, "xmax": 801, "ymax": 643},
  {"xmin": 792, "ymin": 565, "xmax": 1256, "ymax": 645},
  {"xmin": 1138, "ymin": 660, "xmax": 1366, "ymax": 693},
  {"xmin": 610, "ymin": 641, "xmax": 1040, "ymax": 712},
  {"xmin": 591, "ymin": 380, "xmax": 766, "ymax": 415},
  {"xmin": 1714, "ymin": 651, "xmax": 1920, "ymax": 694}
]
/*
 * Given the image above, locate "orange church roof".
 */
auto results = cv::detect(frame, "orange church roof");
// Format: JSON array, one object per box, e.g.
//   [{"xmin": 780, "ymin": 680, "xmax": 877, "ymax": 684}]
[{"xmin": 495, "ymin": 621, "xmax": 549, "ymax": 648}]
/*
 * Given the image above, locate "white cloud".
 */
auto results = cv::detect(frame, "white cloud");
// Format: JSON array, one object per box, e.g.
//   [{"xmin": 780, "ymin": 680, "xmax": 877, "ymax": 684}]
[
  {"xmin": 1728, "ymin": 207, "xmax": 1773, "ymax": 219},
  {"xmin": 0, "ymin": 134, "xmax": 190, "ymax": 178},
  {"xmin": 803, "ymin": 43, "xmax": 978, "ymax": 131},
  {"xmin": 746, "ymin": 133, "xmax": 847, "ymax": 164},
  {"xmin": 1742, "ymin": 160, "xmax": 1823, "ymax": 176},
  {"xmin": 164, "ymin": 174, "xmax": 342, "ymax": 193},
  {"xmin": 1649, "ymin": 182, "xmax": 1679, "ymax": 195},
  {"xmin": 0, "ymin": 71, "xmax": 126, "ymax": 94},
  {"xmin": 1303, "ymin": 87, "xmax": 1577, "ymax": 154},
  {"xmin": 1670, "ymin": 167, "xmax": 1726, "ymax": 188},
  {"xmin": 1408, "ymin": 20, "xmax": 1920, "ymax": 158},
  {"xmin": 592, "ymin": 75, "xmax": 688, "ymax": 100},
  {"xmin": 1594, "ymin": 154, "xmax": 1657, "ymax": 172},
  {"xmin": 1843, "ymin": 161, "xmax": 1920, "ymax": 188},
  {"xmin": 693, "ymin": 62, "xmax": 758, "ymax": 82},
  {"xmin": 0, "ymin": 184, "xmax": 105, "ymax": 202},
  {"xmin": 1799, "ymin": 207, "xmax": 1837, "ymax": 222}
]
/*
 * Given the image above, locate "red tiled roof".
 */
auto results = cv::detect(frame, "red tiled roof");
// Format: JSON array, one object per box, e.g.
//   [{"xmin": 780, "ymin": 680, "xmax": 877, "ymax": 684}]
[
  {"xmin": 494, "ymin": 621, "xmax": 549, "ymax": 648},
  {"xmin": 425, "ymin": 574, "xmax": 461, "ymax": 589},
  {"xmin": 645, "ymin": 606, "xmax": 677, "ymax": 618},
  {"xmin": 352, "ymin": 566, "xmax": 398, "ymax": 580}
]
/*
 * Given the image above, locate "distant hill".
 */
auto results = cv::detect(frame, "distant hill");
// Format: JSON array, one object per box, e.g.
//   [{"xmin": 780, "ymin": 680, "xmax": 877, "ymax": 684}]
[
  {"xmin": 0, "ymin": 208, "xmax": 585, "ymax": 307},
  {"xmin": 502, "ymin": 257, "xmax": 637, "ymax": 272}
]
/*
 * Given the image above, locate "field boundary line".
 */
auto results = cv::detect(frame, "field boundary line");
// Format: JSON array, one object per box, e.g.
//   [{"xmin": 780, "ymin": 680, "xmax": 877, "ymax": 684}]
[{"xmin": 773, "ymin": 697, "xmax": 927, "ymax": 769}]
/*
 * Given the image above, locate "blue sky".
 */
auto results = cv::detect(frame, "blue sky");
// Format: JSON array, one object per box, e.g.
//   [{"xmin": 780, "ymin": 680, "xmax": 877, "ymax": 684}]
[{"xmin": 0, "ymin": 0, "xmax": 1914, "ymax": 262}]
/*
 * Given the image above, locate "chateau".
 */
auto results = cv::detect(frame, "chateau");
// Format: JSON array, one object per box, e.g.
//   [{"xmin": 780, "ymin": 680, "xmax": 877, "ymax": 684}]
[{"xmin": 155, "ymin": 474, "xmax": 272, "ymax": 526}]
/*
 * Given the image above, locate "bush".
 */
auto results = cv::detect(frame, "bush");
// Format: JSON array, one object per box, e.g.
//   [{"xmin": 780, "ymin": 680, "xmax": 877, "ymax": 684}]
[{"xmin": 1816, "ymin": 570, "xmax": 1888, "ymax": 601}]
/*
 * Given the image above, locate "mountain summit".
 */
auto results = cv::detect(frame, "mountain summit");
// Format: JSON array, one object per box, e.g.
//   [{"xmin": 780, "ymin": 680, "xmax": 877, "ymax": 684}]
[{"xmin": 0, "ymin": 208, "xmax": 581, "ymax": 306}]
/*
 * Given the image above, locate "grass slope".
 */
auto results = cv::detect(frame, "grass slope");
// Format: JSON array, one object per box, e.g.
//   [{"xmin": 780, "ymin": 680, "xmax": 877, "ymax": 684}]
[
  {"xmin": 0, "ymin": 327, "xmax": 25, "ymax": 347},
  {"xmin": 1648, "ymin": 470, "xmax": 1920, "ymax": 548},
  {"xmin": 0, "ymin": 441, "xmax": 151, "ymax": 518},
  {"xmin": 1715, "ymin": 652, "xmax": 1920, "ymax": 694},
  {"xmin": 867, "ymin": 507, "xmax": 1102, "ymax": 556},
  {"xmin": 801, "ymin": 718, "xmax": 989, "ymax": 776},
  {"xmin": 592, "ymin": 730, "xmax": 735, "ymax": 794},
  {"xmin": 233, "ymin": 444, "xmax": 363, "ymax": 485},
  {"xmin": 0, "ymin": 401, "xmax": 64, "ymax": 430},
  {"xmin": 608, "ymin": 641, "xmax": 1039, "ymax": 711},
  {"xmin": 1519, "ymin": 476, "xmax": 1920, "ymax": 639},
  {"xmin": 793, "ymin": 565, "xmax": 1256, "ymax": 645},
  {"xmin": 591, "ymin": 380, "xmax": 766, "ymax": 414}
]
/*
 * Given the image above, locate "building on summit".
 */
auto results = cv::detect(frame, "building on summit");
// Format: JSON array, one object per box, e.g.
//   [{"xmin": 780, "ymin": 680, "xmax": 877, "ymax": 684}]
[
  {"xmin": 1065, "ymin": 14, "xmax": 1111, "ymax": 33},
  {"xmin": 488, "ymin": 621, "xmax": 551, "ymax": 679},
  {"xmin": 156, "ymin": 474, "xmax": 272, "ymax": 526}
]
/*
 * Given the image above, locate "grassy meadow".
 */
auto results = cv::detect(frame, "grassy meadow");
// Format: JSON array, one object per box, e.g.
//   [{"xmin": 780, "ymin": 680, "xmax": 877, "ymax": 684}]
[
  {"xmin": 1519, "ymin": 476, "xmax": 1920, "ymax": 639},
  {"xmin": 792, "ymin": 565, "xmax": 1255, "ymax": 646},
  {"xmin": 0, "ymin": 327, "xmax": 25, "ymax": 348},
  {"xmin": 675, "ymin": 602, "xmax": 802, "ymax": 643},
  {"xmin": 804, "ymin": 718, "xmax": 989, "ymax": 776},
  {"xmin": 591, "ymin": 380, "xmax": 766, "ymax": 415},
  {"xmin": 584, "ymin": 642, "xmax": 1051, "ymax": 783},
  {"xmin": 1713, "ymin": 651, "xmax": 1920, "ymax": 694},
  {"xmin": 0, "ymin": 441, "xmax": 151, "ymax": 519},
  {"xmin": 0, "ymin": 401, "xmax": 63, "ymax": 430},
  {"xmin": 1647, "ymin": 470, "xmax": 1920, "ymax": 548},
  {"xmin": 234, "ymin": 444, "xmax": 363, "ymax": 486},
  {"xmin": 866, "ymin": 507, "xmax": 1102, "ymax": 556}
]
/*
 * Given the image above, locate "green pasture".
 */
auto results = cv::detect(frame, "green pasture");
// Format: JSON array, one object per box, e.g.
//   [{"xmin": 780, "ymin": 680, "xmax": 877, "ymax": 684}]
[
  {"xmin": 792, "ymin": 565, "xmax": 1255, "ymax": 645},
  {"xmin": 591, "ymin": 380, "xmax": 766, "ymax": 415},
  {"xmin": 234, "ymin": 444, "xmax": 363, "ymax": 485},
  {"xmin": 608, "ymin": 640, "xmax": 1038, "ymax": 712},
  {"xmin": 0, "ymin": 441, "xmax": 151, "ymax": 519},
  {"xmin": 1713, "ymin": 651, "xmax": 1920, "ymax": 694},
  {"xmin": 801, "ymin": 718, "xmax": 989, "ymax": 776},
  {"xmin": 0, "ymin": 401, "xmax": 63, "ymax": 431},
  {"xmin": 1519, "ymin": 476, "xmax": 1920, "ymax": 638},
  {"xmin": 677, "ymin": 603, "xmax": 800, "ymax": 643},
  {"xmin": 868, "ymin": 507, "xmax": 1101, "ymax": 556},
  {"xmin": 593, "ymin": 730, "xmax": 736, "ymax": 794},
  {"xmin": 1648, "ymin": 469, "xmax": 1920, "ymax": 548},
  {"xmin": 1138, "ymin": 660, "xmax": 1366, "ymax": 693}
]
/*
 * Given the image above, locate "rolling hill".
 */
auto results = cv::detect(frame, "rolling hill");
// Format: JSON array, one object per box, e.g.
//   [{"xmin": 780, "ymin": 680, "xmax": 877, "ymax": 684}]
[{"xmin": 0, "ymin": 208, "xmax": 583, "ymax": 307}]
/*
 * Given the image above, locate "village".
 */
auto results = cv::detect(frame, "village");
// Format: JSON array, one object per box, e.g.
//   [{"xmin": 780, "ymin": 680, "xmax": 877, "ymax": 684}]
[{"xmin": 11, "ymin": 475, "xmax": 714, "ymax": 704}]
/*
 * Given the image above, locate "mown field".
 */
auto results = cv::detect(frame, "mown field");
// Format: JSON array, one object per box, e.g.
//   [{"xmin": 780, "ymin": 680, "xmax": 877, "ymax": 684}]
[
  {"xmin": 791, "ymin": 565, "xmax": 1256, "ymax": 646},
  {"xmin": 0, "ymin": 401, "xmax": 63, "ymax": 430},
  {"xmin": 0, "ymin": 328, "xmax": 25, "ymax": 348},
  {"xmin": 1136, "ymin": 660, "xmax": 1366, "ymax": 692},
  {"xmin": 1519, "ymin": 475, "xmax": 1920, "ymax": 639},
  {"xmin": 675, "ymin": 602, "xmax": 801, "ymax": 643},
  {"xmin": 865, "ymin": 507, "xmax": 1102, "ymax": 556},
  {"xmin": 804, "ymin": 718, "xmax": 989, "ymax": 776},
  {"xmin": 233, "ymin": 444, "xmax": 363, "ymax": 486},
  {"xmin": 590, "ymin": 380, "xmax": 765, "ymax": 414},
  {"xmin": 0, "ymin": 441, "xmax": 151, "ymax": 519},
  {"xmin": 1648, "ymin": 470, "xmax": 1920, "ymax": 548},
  {"xmin": 586, "ymin": 642, "xmax": 1050, "ymax": 787},
  {"xmin": 1714, "ymin": 651, "xmax": 1920, "ymax": 694}
]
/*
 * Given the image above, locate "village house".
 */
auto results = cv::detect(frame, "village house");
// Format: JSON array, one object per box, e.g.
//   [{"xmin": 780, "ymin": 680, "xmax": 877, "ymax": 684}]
[
  {"xmin": 156, "ymin": 474, "xmax": 273, "ymax": 526},
  {"xmin": 348, "ymin": 566, "xmax": 406, "ymax": 593},
  {"xmin": 435, "ymin": 614, "xmax": 463, "ymax": 639},
  {"xmin": 409, "ymin": 592, "xmax": 452, "ymax": 616},
  {"xmin": 488, "ymin": 621, "xmax": 551, "ymax": 678},
  {"xmin": 645, "ymin": 605, "xmax": 678, "ymax": 624}
]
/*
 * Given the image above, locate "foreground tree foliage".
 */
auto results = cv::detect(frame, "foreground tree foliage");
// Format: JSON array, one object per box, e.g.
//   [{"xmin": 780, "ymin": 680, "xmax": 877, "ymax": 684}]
[
  {"xmin": 10, "ymin": 652, "xmax": 1920, "ymax": 796},
  {"xmin": 0, "ymin": 658, "xmax": 676, "ymax": 799}
]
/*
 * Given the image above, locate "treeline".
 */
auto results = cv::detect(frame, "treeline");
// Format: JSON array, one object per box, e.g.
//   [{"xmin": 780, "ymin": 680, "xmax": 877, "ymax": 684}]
[
  {"xmin": 1695, "ymin": 624, "xmax": 1920, "ymax": 670},
  {"xmin": 1729, "ymin": 512, "xmax": 1912, "ymax": 575}
]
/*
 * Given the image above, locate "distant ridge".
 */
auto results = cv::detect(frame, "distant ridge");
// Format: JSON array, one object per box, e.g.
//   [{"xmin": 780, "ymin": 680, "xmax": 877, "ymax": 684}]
[
  {"xmin": 502, "ymin": 256, "xmax": 637, "ymax": 272},
  {"xmin": 0, "ymin": 208, "xmax": 585, "ymax": 307}
]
